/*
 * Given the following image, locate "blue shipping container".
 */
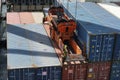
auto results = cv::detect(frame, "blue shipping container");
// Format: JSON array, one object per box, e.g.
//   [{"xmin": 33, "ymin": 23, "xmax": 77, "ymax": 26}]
[
  {"xmin": 77, "ymin": 2, "xmax": 120, "ymax": 61},
  {"xmin": 7, "ymin": 24, "xmax": 62, "ymax": 80},
  {"xmin": 8, "ymin": 66, "xmax": 61, "ymax": 80},
  {"xmin": 61, "ymin": 2, "xmax": 117, "ymax": 62},
  {"xmin": 110, "ymin": 61, "xmax": 120, "ymax": 80},
  {"xmin": 113, "ymin": 35, "xmax": 120, "ymax": 60}
]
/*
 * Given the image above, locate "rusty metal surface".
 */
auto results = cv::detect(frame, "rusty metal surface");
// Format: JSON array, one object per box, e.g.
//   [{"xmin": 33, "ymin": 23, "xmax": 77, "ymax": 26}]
[{"xmin": 87, "ymin": 61, "xmax": 111, "ymax": 80}]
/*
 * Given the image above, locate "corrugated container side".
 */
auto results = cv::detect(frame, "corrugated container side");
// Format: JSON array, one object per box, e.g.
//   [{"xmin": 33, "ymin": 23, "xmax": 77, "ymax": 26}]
[
  {"xmin": 0, "ymin": 48, "xmax": 7, "ymax": 64},
  {"xmin": 20, "ymin": 5, "xmax": 28, "ymax": 11},
  {"xmin": 101, "ymin": 34, "xmax": 115, "ymax": 61},
  {"xmin": 35, "ymin": 5, "xmax": 42, "ymax": 11},
  {"xmin": 110, "ymin": 61, "xmax": 120, "ymax": 80},
  {"xmin": 87, "ymin": 62, "xmax": 99, "ymax": 80},
  {"xmin": 13, "ymin": 5, "xmax": 20, "ymax": 12},
  {"xmin": 113, "ymin": 34, "xmax": 120, "ymax": 60},
  {"xmin": 0, "ymin": 64, "xmax": 7, "ymax": 80},
  {"xmin": 7, "ymin": 12, "xmax": 20, "ymax": 24},
  {"xmin": 62, "ymin": 61, "xmax": 75, "ymax": 80},
  {"xmin": 74, "ymin": 61, "xmax": 87, "ymax": 80},
  {"xmin": 8, "ymin": 66, "xmax": 61, "ymax": 80},
  {"xmin": 32, "ymin": 12, "xmax": 44, "ymax": 23},
  {"xmin": 89, "ymin": 35, "xmax": 102, "ymax": 62},
  {"xmin": 28, "ymin": 5, "xmax": 35, "ymax": 11},
  {"xmin": 0, "ymin": 48, "xmax": 7, "ymax": 80},
  {"xmin": 19, "ymin": 12, "xmax": 35, "ymax": 24},
  {"xmin": 87, "ymin": 61, "xmax": 111, "ymax": 80},
  {"xmin": 98, "ymin": 61, "xmax": 111, "ymax": 80}
]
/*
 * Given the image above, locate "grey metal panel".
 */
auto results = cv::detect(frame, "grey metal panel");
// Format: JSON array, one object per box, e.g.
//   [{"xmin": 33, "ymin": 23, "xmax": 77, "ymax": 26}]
[{"xmin": 7, "ymin": 24, "xmax": 61, "ymax": 69}]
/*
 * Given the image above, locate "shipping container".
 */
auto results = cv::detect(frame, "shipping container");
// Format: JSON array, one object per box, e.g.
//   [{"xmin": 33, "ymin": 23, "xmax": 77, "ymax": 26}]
[
  {"xmin": 13, "ymin": 5, "xmax": 21, "ymax": 12},
  {"xmin": 8, "ymin": 0, "xmax": 55, "ymax": 6},
  {"xmin": 74, "ymin": 61, "xmax": 87, "ymax": 80},
  {"xmin": 35, "ymin": 5, "xmax": 43, "ymax": 11},
  {"xmin": 28, "ymin": 5, "xmax": 35, "ymax": 11},
  {"xmin": 62, "ymin": 61, "xmax": 75, "ymax": 80},
  {"xmin": 19, "ymin": 12, "xmax": 34, "ymax": 24},
  {"xmin": 77, "ymin": 2, "xmax": 120, "ymax": 61},
  {"xmin": 62, "ymin": 60, "xmax": 87, "ymax": 80},
  {"xmin": 7, "ymin": 24, "xmax": 62, "ymax": 80},
  {"xmin": 60, "ymin": 1, "xmax": 120, "ymax": 62},
  {"xmin": 110, "ymin": 61, "xmax": 120, "ymax": 80},
  {"xmin": 0, "ymin": 48, "xmax": 7, "ymax": 64},
  {"xmin": 8, "ymin": 66, "xmax": 61, "ymax": 80},
  {"xmin": 32, "ymin": 12, "xmax": 44, "ymax": 23},
  {"xmin": 20, "ymin": 5, "xmax": 28, "ymax": 11},
  {"xmin": 87, "ymin": 61, "xmax": 111, "ymax": 80},
  {"xmin": 0, "ymin": 48, "xmax": 7, "ymax": 80},
  {"xmin": 0, "ymin": 64, "xmax": 7, "ymax": 80},
  {"xmin": 7, "ymin": 12, "xmax": 20, "ymax": 24}
]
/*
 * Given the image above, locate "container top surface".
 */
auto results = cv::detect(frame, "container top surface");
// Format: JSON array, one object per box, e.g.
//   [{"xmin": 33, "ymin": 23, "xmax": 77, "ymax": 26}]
[
  {"xmin": 7, "ymin": 24, "xmax": 61, "ymax": 69},
  {"xmin": 98, "ymin": 3, "xmax": 120, "ymax": 19},
  {"xmin": 62, "ymin": 2, "xmax": 120, "ymax": 34},
  {"xmin": 78, "ymin": 2, "xmax": 120, "ymax": 31}
]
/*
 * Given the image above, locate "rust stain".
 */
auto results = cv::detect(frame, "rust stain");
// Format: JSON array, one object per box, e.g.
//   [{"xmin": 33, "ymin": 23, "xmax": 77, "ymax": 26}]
[{"xmin": 31, "ymin": 64, "xmax": 37, "ymax": 68}]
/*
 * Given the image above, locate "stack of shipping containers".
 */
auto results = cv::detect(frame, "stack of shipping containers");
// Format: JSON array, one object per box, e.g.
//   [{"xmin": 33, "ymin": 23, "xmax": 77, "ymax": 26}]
[
  {"xmin": 7, "ymin": 0, "xmax": 55, "ymax": 11},
  {"xmin": 77, "ymin": 2, "xmax": 120, "ymax": 80},
  {"xmin": 6, "ymin": 0, "xmax": 62, "ymax": 79},
  {"xmin": 0, "ymin": 0, "xmax": 119, "ymax": 80},
  {"xmin": 7, "ymin": 11, "xmax": 62, "ymax": 80},
  {"xmin": 56, "ymin": 0, "xmax": 120, "ymax": 80}
]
